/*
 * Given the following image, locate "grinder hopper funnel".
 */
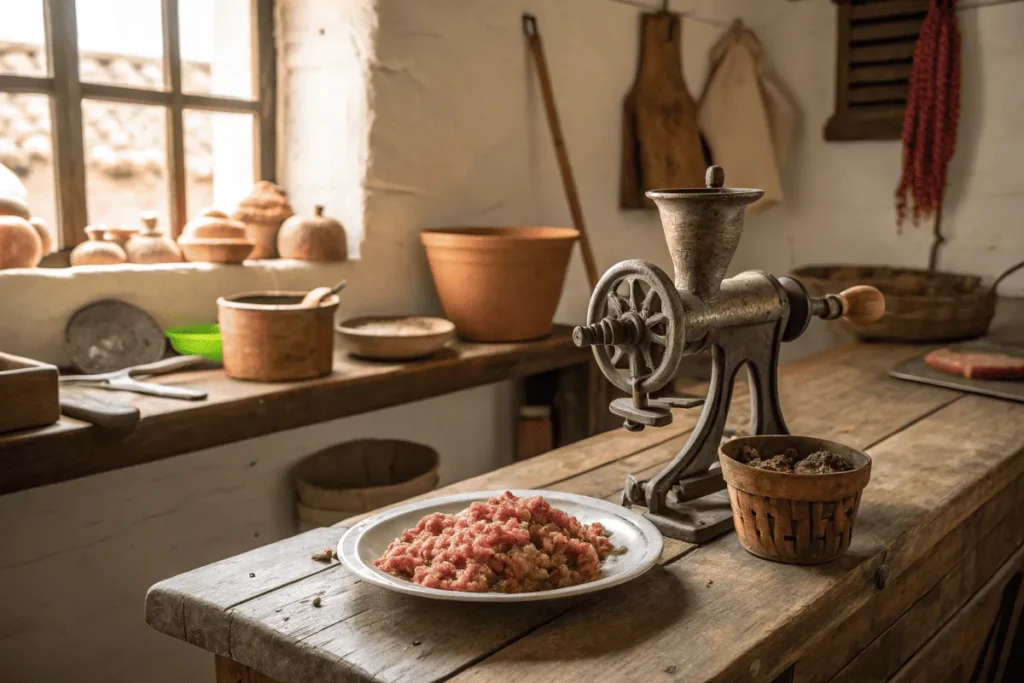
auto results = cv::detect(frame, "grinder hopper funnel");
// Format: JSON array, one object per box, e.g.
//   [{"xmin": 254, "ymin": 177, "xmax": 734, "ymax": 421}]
[{"xmin": 647, "ymin": 166, "xmax": 763, "ymax": 304}]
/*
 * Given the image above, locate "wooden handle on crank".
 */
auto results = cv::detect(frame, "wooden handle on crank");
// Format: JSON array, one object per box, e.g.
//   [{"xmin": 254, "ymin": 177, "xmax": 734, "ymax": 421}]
[{"xmin": 837, "ymin": 285, "xmax": 886, "ymax": 326}]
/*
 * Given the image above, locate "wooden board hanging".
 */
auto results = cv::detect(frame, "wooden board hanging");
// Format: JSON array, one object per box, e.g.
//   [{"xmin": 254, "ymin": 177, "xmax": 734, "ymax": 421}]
[{"xmin": 620, "ymin": 11, "xmax": 706, "ymax": 209}]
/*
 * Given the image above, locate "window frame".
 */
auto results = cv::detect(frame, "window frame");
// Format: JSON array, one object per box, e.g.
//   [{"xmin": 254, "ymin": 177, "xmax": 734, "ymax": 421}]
[{"xmin": 0, "ymin": 0, "xmax": 276, "ymax": 248}]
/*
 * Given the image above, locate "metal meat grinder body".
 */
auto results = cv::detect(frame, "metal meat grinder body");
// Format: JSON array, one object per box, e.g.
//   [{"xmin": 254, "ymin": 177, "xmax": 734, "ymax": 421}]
[{"xmin": 573, "ymin": 166, "xmax": 884, "ymax": 543}]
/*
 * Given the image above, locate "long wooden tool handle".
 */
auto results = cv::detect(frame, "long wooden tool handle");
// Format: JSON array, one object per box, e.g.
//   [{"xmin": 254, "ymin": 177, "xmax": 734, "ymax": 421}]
[{"xmin": 523, "ymin": 14, "xmax": 599, "ymax": 289}]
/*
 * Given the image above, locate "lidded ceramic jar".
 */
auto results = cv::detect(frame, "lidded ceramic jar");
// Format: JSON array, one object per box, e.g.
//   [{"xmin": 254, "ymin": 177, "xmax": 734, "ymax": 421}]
[
  {"xmin": 30, "ymin": 217, "xmax": 53, "ymax": 256},
  {"xmin": 179, "ymin": 208, "xmax": 255, "ymax": 264},
  {"xmin": 70, "ymin": 226, "xmax": 127, "ymax": 266},
  {"xmin": 125, "ymin": 211, "xmax": 182, "ymax": 264},
  {"xmin": 0, "ymin": 215, "xmax": 43, "ymax": 269},
  {"xmin": 278, "ymin": 204, "xmax": 348, "ymax": 262},
  {"xmin": 232, "ymin": 181, "xmax": 294, "ymax": 259}
]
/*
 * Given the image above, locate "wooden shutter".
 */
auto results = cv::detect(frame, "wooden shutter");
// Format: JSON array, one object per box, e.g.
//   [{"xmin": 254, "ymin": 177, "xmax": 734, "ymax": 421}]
[{"xmin": 825, "ymin": 0, "xmax": 928, "ymax": 141}]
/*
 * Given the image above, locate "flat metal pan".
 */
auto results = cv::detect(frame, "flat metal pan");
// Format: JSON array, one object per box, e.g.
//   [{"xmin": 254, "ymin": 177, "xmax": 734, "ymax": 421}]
[{"xmin": 889, "ymin": 341, "xmax": 1024, "ymax": 403}]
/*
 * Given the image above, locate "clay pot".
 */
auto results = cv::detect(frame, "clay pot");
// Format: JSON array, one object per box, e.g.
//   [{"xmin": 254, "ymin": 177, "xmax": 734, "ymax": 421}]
[
  {"xmin": 103, "ymin": 226, "xmax": 137, "ymax": 248},
  {"xmin": 232, "ymin": 181, "xmax": 294, "ymax": 259},
  {"xmin": 0, "ymin": 215, "xmax": 43, "ymax": 269},
  {"xmin": 0, "ymin": 195, "xmax": 30, "ymax": 220},
  {"xmin": 420, "ymin": 227, "xmax": 579, "ymax": 342},
  {"xmin": 125, "ymin": 212, "xmax": 182, "ymax": 264},
  {"xmin": 278, "ymin": 205, "xmax": 348, "ymax": 262},
  {"xmin": 30, "ymin": 217, "xmax": 53, "ymax": 256},
  {"xmin": 217, "ymin": 291, "xmax": 339, "ymax": 382},
  {"xmin": 70, "ymin": 228, "xmax": 127, "ymax": 266},
  {"xmin": 179, "ymin": 208, "xmax": 254, "ymax": 263}
]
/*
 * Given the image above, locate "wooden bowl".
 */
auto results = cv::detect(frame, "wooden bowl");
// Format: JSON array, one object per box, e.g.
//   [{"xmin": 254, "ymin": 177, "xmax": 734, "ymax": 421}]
[
  {"xmin": 295, "ymin": 439, "xmax": 440, "ymax": 513},
  {"xmin": 180, "ymin": 238, "xmax": 255, "ymax": 264},
  {"xmin": 719, "ymin": 435, "xmax": 872, "ymax": 565},
  {"xmin": 336, "ymin": 316, "xmax": 455, "ymax": 360},
  {"xmin": 218, "ymin": 291, "xmax": 339, "ymax": 381}
]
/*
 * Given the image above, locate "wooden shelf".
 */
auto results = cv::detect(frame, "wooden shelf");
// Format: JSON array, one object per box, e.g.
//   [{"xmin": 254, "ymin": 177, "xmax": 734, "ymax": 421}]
[{"xmin": 0, "ymin": 326, "xmax": 589, "ymax": 496}]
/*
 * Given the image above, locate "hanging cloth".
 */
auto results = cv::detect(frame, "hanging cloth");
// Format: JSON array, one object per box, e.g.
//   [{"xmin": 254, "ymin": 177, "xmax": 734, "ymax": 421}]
[
  {"xmin": 697, "ymin": 21, "xmax": 798, "ymax": 214},
  {"xmin": 895, "ymin": 0, "xmax": 961, "ymax": 227}
]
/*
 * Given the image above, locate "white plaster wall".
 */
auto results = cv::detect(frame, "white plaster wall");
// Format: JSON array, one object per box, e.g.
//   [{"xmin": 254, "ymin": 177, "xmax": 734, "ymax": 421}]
[{"xmin": 2, "ymin": 0, "xmax": 1024, "ymax": 680}]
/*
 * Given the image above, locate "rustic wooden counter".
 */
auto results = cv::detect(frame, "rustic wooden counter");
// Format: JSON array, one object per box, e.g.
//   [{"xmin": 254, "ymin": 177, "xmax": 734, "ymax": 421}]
[
  {"xmin": 145, "ymin": 343, "xmax": 1024, "ymax": 683},
  {"xmin": 0, "ymin": 326, "xmax": 588, "ymax": 495}
]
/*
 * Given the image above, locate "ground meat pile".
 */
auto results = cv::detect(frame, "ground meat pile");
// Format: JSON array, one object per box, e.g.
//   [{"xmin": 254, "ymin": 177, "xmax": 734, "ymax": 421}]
[
  {"xmin": 374, "ymin": 491, "xmax": 615, "ymax": 593},
  {"xmin": 736, "ymin": 445, "xmax": 854, "ymax": 475}
]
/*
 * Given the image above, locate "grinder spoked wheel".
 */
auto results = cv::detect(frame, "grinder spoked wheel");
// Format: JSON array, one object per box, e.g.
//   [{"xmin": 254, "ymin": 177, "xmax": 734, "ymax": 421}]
[{"xmin": 573, "ymin": 260, "xmax": 702, "ymax": 430}]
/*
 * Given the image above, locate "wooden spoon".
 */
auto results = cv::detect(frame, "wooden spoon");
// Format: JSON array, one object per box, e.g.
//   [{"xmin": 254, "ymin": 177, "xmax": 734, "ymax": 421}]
[{"xmin": 301, "ymin": 280, "xmax": 347, "ymax": 308}]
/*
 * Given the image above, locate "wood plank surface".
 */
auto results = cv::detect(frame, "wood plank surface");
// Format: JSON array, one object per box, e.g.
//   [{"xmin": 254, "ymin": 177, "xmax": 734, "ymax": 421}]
[
  {"xmin": 452, "ymin": 396, "xmax": 1024, "ymax": 683},
  {"xmin": 0, "ymin": 326, "xmax": 588, "ymax": 495},
  {"xmin": 143, "ymin": 342, "xmax": 1004, "ymax": 683}
]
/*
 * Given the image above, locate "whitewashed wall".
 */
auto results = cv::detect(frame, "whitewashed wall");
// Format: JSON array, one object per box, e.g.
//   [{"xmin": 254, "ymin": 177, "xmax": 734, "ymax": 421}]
[{"xmin": 1, "ymin": 0, "xmax": 1022, "ymax": 681}]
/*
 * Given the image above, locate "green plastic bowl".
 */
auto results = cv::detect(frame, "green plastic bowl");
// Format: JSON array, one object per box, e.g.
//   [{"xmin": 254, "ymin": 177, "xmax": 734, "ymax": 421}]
[{"xmin": 166, "ymin": 324, "xmax": 223, "ymax": 363}]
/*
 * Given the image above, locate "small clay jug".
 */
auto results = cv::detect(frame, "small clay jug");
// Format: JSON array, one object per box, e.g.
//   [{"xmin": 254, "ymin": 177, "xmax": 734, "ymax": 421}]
[
  {"xmin": 70, "ymin": 227, "xmax": 127, "ymax": 266},
  {"xmin": 0, "ymin": 215, "xmax": 43, "ymax": 269},
  {"xmin": 278, "ymin": 204, "xmax": 348, "ymax": 262},
  {"xmin": 232, "ymin": 181, "xmax": 294, "ymax": 259},
  {"xmin": 29, "ymin": 217, "xmax": 53, "ymax": 255},
  {"xmin": 125, "ymin": 211, "xmax": 182, "ymax": 264}
]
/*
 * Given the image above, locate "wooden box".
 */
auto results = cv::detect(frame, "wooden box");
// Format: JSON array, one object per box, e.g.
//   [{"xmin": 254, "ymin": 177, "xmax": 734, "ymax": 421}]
[{"xmin": 0, "ymin": 352, "xmax": 60, "ymax": 434}]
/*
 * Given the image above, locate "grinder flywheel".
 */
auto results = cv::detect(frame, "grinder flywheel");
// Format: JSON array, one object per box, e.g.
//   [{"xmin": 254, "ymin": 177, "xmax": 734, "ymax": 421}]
[{"xmin": 573, "ymin": 166, "xmax": 885, "ymax": 543}]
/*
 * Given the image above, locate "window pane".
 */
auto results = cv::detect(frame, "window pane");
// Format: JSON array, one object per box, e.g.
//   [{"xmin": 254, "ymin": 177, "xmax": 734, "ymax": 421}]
[
  {"xmin": 83, "ymin": 99, "xmax": 170, "ymax": 232},
  {"xmin": 0, "ymin": 0, "xmax": 48, "ymax": 77},
  {"xmin": 0, "ymin": 92, "xmax": 57, "ymax": 246},
  {"xmin": 184, "ymin": 109, "xmax": 253, "ymax": 219},
  {"xmin": 76, "ymin": 0, "xmax": 164, "ymax": 89},
  {"xmin": 179, "ymin": 0, "xmax": 253, "ymax": 99}
]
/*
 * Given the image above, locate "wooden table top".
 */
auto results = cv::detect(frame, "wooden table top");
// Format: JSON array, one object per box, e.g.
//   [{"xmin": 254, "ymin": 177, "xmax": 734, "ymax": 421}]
[
  {"xmin": 0, "ymin": 326, "xmax": 587, "ymax": 495},
  {"xmin": 145, "ymin": 342, "xmax": 1024, "ymax": 683}
]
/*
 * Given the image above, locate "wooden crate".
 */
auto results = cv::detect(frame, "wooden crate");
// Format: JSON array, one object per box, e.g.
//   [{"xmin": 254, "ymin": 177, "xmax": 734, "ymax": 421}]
[{"xmin": 0, "ymin": 352, "xmax": 60, "ymax": 434}]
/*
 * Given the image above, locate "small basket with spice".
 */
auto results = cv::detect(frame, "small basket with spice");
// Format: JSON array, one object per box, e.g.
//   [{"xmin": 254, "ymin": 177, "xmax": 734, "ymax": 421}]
[{"xmin": 719, "ymin": 435, "xmax": 872, "ymax": 565}]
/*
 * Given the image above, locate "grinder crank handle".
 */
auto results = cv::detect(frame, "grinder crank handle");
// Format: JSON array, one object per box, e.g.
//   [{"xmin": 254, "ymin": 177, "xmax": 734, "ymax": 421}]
[{"xmin": 813, "ymin": 285, "xmax": 886, "ymax": 326}]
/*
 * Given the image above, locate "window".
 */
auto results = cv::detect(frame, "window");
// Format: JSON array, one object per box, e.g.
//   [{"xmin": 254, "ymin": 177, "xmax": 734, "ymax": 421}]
[
  {"xmin": 0, "ymin": 0, "xmax": 276, "ymax": 251},
  {"xmin": 825, "ymin": 0, "xmax": 927, "ymax": 142}
]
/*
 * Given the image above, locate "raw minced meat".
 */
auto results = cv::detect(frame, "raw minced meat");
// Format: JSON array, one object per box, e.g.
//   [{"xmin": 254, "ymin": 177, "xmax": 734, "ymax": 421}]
[{"xmin": 374, "ymin": 491, "xmax": 615, "ymax": 593}]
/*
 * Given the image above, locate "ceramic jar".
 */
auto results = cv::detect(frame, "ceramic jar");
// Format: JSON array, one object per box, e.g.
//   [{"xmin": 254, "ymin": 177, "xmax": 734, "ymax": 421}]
[
  {"xmin": 70, "ymin": 227, "xmax": 127, "ymax": 266},
  {"xmin": 179, "ymin": 208, "xmax": 254, "ymax": 263},
  {"xmin": 0, "ymin": 215, "xmax": 43, "ymax": 269},
  {"xmin": 278, "ymin": 205, "xmax": 348, "ymax": 262},
  {"xmin": 29, "ymin": 217, "xmax": 53, "ymax": 256},
  {"xmin": 125, "ymin": 212, "xmax": 182, "ymax": 264},
  {"xmin": 232, "ymin": 181, "xmax": 294, "ymax": 259}
]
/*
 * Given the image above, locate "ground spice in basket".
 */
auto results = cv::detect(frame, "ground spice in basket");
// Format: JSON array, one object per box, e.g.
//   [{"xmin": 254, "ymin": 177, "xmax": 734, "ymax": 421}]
[{"xmin": 736, "ymin": 446, "xmax": 854, "ymax": 474}]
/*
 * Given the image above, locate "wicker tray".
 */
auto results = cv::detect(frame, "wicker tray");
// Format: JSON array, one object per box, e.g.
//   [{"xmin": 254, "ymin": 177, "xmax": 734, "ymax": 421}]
[{"xmin": 791, "ymin": 261, "xmax": 1024, "ymax": 343}]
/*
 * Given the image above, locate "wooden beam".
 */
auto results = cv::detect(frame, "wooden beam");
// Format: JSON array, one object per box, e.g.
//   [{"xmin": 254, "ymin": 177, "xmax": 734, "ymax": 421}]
[
  {"xmin": 162, "ymin": 0, "xmax": 188, "ymax": 237},
  {"xmin": 79, "ymin": 82, "xmax": 260, "ymax": 113},
  {"xmin": 254, "ymin": 0, "xmax": 277, "ymax": 182},
  {"xmin": 0, "ymin": 73, "xmax": 53, "ymax": 94},
  {"xmin": 44, "ymin": 0, "xmax": 88, "ymax": 249}
]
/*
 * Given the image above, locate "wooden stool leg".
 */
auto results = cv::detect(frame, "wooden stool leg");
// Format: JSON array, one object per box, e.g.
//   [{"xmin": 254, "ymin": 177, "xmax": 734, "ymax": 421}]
[{"xmin": 214, "ymin": 655, "xmax": 282, "ymax": 683}]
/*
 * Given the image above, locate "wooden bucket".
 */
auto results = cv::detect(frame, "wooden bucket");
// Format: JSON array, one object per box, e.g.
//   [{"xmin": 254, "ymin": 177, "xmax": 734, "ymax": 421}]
[
  {"xmin": 294, "ymin": 439, "xmax": 440, "ymax": 529},
  {"xmin": 217, "ymin": 291, "xmax": 339, "ymax": 381},
  {"xmin": 719, "ymin": 435, "xmax": 872, "ymax": 565}
]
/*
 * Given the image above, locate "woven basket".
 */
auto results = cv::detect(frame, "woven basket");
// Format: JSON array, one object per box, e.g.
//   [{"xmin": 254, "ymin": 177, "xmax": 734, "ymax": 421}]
[
  {"xmin": 791, "ymin": 262, "xmax": 1024, "ymax": 343},
  {"xmin": 719, "ymin": 435, "xmax": 872, "ymax": 565}
]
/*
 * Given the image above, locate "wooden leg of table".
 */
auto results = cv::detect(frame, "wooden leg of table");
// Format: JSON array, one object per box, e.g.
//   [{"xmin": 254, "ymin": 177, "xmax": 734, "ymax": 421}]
[{"xmin": 215, "ymin": 655, "xmax": 281, "ymax": 683}]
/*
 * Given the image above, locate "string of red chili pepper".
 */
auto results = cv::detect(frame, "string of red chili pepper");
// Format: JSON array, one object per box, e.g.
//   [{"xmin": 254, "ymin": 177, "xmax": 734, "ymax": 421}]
[{"xmin": 895, "ymin": 0, "xmax": 961, "ymax": 227}]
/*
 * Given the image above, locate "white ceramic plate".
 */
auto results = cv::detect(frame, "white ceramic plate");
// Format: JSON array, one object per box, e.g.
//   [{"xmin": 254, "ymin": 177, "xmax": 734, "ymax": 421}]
[{"xmin": 338, "ymin": 489, "xmax": 664, "ymax": 603}]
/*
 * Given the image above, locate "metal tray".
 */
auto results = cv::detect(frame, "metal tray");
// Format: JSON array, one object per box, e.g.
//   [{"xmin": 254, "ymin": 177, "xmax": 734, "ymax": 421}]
[
  {"xmin": 889, "ymin": 342, "xmax": 1024, "ymax": 403},
  {"xmin": 339, "ymin": 490, "xmax": 663, "ymax": 603}
]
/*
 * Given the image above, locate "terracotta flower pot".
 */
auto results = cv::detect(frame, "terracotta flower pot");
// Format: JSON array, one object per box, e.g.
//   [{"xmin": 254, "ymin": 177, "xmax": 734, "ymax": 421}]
[{"xmin": 420, "ymin": 227, "xmax": 579, "ymax": 342}]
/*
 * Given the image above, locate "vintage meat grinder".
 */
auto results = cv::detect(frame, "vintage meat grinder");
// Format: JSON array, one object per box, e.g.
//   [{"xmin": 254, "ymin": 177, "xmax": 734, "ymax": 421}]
[{"xmin": 573, "ymin": 166, "xmax": 885, "ymax": 543}]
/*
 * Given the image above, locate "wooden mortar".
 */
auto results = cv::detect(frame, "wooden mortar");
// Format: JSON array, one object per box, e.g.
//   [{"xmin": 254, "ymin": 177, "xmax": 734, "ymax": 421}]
[{"xmin": 217, "ymin": 291, "xmax": 339, "ymax": 382}]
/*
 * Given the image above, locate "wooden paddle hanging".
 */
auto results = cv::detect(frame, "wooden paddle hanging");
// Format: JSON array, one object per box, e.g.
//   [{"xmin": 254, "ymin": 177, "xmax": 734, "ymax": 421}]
[{"xmin": 620, "ymin": 2, "xmax": 707, "ymax": 209}]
